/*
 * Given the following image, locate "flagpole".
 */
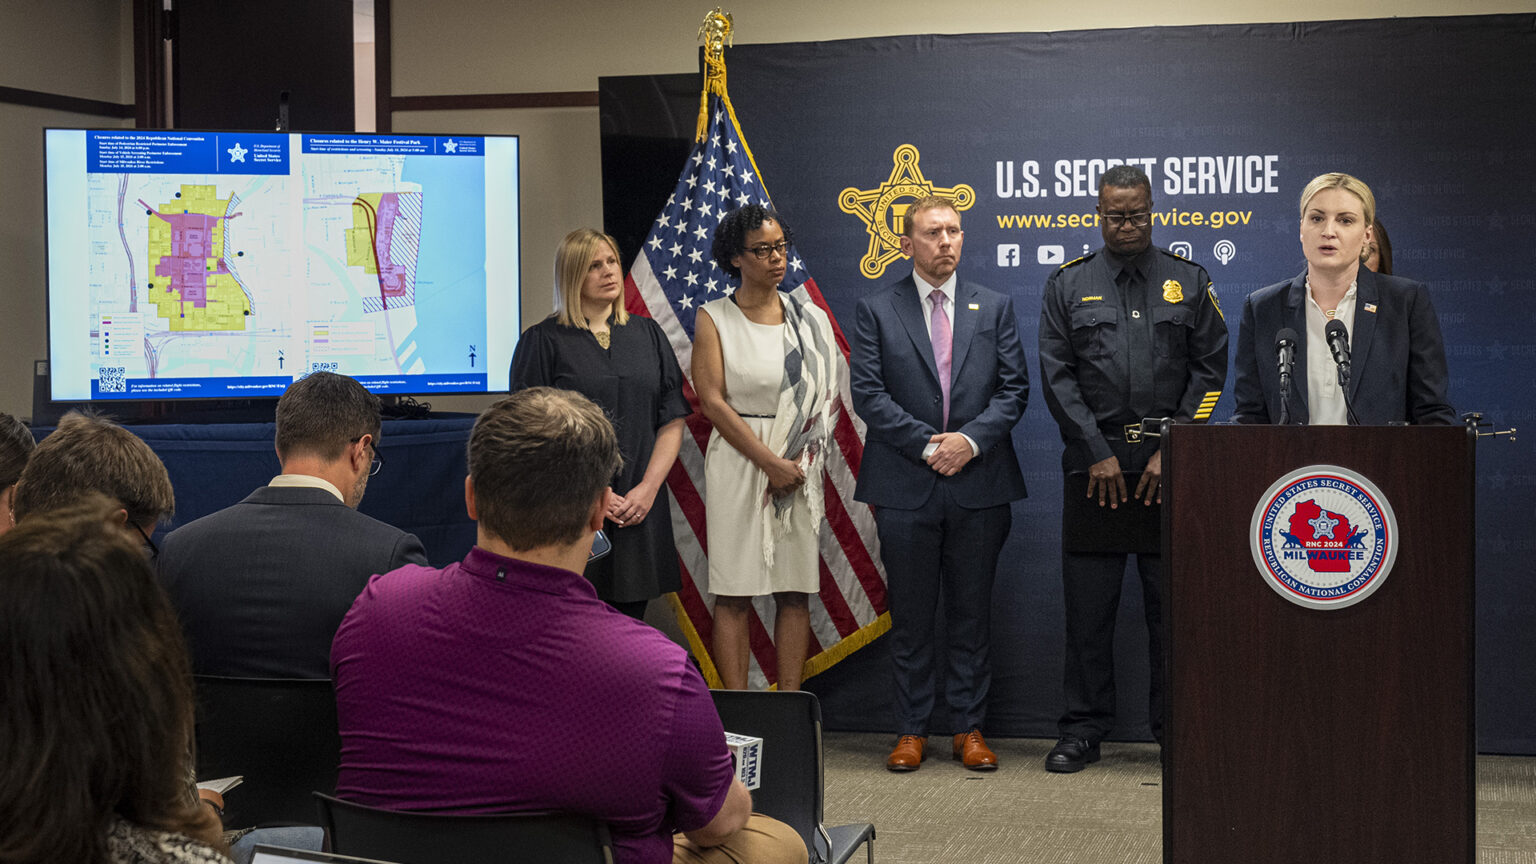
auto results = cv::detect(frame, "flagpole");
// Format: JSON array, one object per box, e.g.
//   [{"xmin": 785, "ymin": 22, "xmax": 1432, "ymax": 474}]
[{"xmin": 628, "ymin": 8, "xmax": 889, "ymax": 691}]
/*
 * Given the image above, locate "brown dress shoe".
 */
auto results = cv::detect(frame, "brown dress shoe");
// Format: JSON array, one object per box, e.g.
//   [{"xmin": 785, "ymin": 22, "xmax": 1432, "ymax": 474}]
[
  {"xmin": 952, "ymin": 730, "xmax": 999, "ymax": 770},
  {"xmin": 886, "ymin": 735, "xmax": 927, "ymax": 771}
]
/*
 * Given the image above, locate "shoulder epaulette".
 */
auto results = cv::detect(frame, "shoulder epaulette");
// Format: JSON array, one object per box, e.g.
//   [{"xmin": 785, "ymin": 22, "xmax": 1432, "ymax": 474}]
[{"xmin": 1059, "ymin": 252, "xmax": 1094, "ymax": 270}]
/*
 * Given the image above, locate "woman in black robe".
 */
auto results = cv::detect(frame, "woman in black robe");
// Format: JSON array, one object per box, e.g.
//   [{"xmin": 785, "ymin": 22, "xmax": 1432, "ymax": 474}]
[{"xmin": 510, "ymin": 229, "xmax": 689, "ymax": 618}]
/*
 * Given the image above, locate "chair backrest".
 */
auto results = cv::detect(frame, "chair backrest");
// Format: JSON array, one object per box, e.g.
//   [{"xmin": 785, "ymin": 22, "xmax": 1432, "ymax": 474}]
[
  {"xmin": 193, "ymin": 675, "xmax": 341, "ymax": 827},
  {"xmin": 709, "ymin": 690, "xmax": 824, "ymax": 859},
  {"xmin": 313, "ymin": 793, "xmax": 614, "ymax": 864}
]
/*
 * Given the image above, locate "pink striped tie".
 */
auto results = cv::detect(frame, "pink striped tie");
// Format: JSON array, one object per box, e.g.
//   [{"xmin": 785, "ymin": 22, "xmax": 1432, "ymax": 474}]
[{"xmin": 929, "ymin": 289, "xmax": 952, "ymax": 429}]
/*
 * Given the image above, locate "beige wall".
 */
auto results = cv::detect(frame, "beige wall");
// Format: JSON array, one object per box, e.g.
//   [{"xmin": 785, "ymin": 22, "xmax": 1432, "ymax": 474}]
[
  {"xmin": 0, "ymin": 0, "xmax": 133, "ymax": 420},
  {"xmin": 2, "ymin": 0, "xmax": 1533, "ymax": 417},
  {"xmin": 388, "ymin": 0, "xmax": 1536, "ymax": 95}
]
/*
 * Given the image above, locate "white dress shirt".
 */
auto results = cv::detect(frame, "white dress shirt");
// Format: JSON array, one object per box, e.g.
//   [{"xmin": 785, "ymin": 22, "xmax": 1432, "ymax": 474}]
[
  {"xmin": 1304, "ymin": 280, "xmax": 1358, "ymax": 426},
  {"xmin": 269, "ymin": 473, "xmax": 346, "ymax": 503}
]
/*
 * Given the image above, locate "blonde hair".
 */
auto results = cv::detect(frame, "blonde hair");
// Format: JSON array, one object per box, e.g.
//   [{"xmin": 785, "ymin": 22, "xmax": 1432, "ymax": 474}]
[
  {"xmin": 553, "ymin": 229, "xmax": 628, "ymax": 330},
  {"xmin": 1298, "ymin": 172, "xmax": 1376, "ymax": 228},
  {"xmin": 901, "ymin": 195, "xmax": 961, "ymax": 237}
]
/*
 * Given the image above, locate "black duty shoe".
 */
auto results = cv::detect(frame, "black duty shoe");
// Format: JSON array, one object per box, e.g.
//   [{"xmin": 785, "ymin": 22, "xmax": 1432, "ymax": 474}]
[{"xmin": 1045, "ymin": 735, "xmax": 1101, "ymax": 773}]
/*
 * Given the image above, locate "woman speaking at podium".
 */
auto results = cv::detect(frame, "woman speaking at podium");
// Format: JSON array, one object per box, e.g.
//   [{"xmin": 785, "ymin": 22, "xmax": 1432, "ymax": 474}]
[
  {"xmin": 510, "ymin": 229, "xmax": 690, "ymax": 619},
  {"xmin": 1232, "ymin": 172, "xmax": 1455, "ymax": 425}
]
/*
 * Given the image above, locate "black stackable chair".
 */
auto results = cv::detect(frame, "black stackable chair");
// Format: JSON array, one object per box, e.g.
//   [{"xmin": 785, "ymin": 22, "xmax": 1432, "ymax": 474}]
[
  {"xmin": 193, "ymin": 675, "xmax": 341, "ymax": 827},
  {"xmin": 313, "ymin": 793, "xmax": 614, "ymax": 864},
  {"xmin": 710, "ymin": 689, "xmax": 875, "ymax": 864}
]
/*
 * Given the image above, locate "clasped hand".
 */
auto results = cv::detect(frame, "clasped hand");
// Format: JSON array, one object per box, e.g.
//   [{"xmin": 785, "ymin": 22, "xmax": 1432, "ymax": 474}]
[
  {"xmin": 608, "ymin": 482, "xmax": 659, "ymax": 526},
  {"xmin": 925, "ymin": 433, "xmax": 974, "ymax": 476},
  {"xmin": 764, "ymin": 454, "xmax": 807, "ymax": 497}
]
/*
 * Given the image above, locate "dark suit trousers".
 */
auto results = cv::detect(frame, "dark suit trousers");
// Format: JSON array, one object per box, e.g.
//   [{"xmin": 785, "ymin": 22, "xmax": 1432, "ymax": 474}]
[
  {"xmin": 1059, "ymin": 551, "xmax": 1164, "ymax": 744},
  {"xmin": 877, "ymin": 484, "xmax": 1011, "ymax": 736}
]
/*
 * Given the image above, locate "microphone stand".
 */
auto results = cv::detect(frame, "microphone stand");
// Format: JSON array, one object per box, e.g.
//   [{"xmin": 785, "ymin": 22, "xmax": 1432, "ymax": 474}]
[
  {"xmin": 1278, "ymin": 368, "xmax": 1292, "ymax": 425},
  {"xmin": 1335, "ymin": 361, "xmax": 1360, "ymax": 426}
]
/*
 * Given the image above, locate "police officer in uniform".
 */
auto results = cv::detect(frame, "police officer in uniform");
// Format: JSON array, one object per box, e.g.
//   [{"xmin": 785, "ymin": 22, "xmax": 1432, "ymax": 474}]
[{"xmin": 1037, "ymin": 164, "xmax": 1228, "ymax": 772}]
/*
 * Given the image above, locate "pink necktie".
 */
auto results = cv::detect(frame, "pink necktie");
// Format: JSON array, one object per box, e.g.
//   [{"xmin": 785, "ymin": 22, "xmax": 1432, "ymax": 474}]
[{"xmin": 929, "ymin": 289, "xmax": 952, "ymax": 429}]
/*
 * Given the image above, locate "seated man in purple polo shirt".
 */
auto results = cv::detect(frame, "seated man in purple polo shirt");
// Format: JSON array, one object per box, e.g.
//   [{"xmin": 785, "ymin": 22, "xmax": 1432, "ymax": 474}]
[{"xmin": 331, "ymin": 387, "xmax": 803, "ymax": 864}]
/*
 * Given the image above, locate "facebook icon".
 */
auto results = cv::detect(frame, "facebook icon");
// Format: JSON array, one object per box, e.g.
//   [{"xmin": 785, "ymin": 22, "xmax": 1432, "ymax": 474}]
[{"xmin": 997, "ymin": 244, "xmax": 1021, "ymax": 267}]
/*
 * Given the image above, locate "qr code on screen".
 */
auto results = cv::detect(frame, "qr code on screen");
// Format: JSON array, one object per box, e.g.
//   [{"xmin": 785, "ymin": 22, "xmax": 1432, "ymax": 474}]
[
  {"xmin": 310, "ymin": 362, "xmax": 339, "ymax": 373},
  {"xmin": 99, "ymin": 366, "xmax": 127, "ymax": 393}
]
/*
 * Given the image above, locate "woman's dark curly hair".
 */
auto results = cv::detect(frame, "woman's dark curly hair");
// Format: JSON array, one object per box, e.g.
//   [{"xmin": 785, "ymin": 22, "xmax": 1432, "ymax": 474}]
[{"xmin": 710, "ymin": 204, "xmax": 793, "ymax": 280}]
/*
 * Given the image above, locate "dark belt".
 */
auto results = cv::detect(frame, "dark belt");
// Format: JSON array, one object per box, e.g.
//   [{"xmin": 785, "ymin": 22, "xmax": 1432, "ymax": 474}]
[{"xmin": 1101, "ymin": 422, "xmax": 1147, "ymax": 443}]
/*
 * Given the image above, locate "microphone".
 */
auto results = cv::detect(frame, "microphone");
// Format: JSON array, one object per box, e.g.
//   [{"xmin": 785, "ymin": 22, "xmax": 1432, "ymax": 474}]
[
  {"xmin": 1324, "ymin": 319, "xmax": 1360, "ymax": 425},
  {"xmin": 1274, "ymin": 328, "xmax": 1298, "ymax": 425},
  {"xmin": 1325, "ymin": 319, "xmax": 1351, "ymax": 385}
]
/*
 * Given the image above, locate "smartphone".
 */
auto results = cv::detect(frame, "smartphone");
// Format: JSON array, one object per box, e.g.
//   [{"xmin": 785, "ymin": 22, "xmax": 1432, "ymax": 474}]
[{"xmin": 588, "ymin": 529, "xmax": 612, "ymax": 562}]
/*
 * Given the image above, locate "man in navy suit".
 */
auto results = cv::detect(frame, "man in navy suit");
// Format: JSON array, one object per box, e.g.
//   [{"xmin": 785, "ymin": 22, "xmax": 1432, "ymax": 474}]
[
  {"xmin": 158, "ymin": 372, "xmax": 427, "ymax": 678},
  {"xmin": 851, "ymin": 195, "xmax": 1029, "ymax": 772}
]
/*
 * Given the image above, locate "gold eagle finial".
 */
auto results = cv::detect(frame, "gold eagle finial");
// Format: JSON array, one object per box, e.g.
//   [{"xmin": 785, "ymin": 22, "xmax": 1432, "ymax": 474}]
[{"xmin": 698, "ymin": 8, "xmax": 733, "ymax": 56}]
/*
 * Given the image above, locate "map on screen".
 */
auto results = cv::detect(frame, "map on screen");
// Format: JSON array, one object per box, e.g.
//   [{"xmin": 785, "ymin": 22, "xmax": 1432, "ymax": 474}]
[{"xmin": 45, "ymin": 129, "xmax": 519, "ymax": 401}]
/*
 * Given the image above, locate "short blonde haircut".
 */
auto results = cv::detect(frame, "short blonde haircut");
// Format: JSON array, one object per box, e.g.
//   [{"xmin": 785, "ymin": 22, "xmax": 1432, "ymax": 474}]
[
  {"xmin": 553, "ymin": 229, "xmax": 629, "ymax": 330},
  {"xmin": 901, "ymin": 195, "xmax": 961, "ymax": 237},
  {"xmin": 1298, "ymin": 173, "xmax": 1376, "ymax": 229}
]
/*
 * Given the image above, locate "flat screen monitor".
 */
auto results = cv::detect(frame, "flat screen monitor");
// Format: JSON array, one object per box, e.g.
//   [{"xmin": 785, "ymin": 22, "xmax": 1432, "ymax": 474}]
[{"xmin": 43, "ymin": 128, "xmax": 519, "ymax": 402}]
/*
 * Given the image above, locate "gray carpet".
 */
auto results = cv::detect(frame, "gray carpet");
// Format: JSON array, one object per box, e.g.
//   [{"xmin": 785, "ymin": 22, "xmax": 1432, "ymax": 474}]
[{"xmin": 821, "ymin": 733, "xmax": 1536, "ymax": 863}]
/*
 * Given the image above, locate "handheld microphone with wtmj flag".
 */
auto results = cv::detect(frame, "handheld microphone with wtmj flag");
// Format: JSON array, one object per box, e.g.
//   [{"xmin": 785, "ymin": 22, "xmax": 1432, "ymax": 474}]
[
  {"xmin": 1324, "ymin": 319, "xmax": 1361, "ymax": 425},
  {"xmin": 1274, "ymin": 328, "xmax": 1298, "ymax": 425}
]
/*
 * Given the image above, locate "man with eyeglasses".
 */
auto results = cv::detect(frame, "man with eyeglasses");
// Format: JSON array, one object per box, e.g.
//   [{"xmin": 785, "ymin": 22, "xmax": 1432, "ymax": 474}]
[
  {"xmin": 158, "ymin": 371, "xmax": 426, "ymax": 679},
  {"xmin": 1038, "ymin": 164, "xmax": 1228, "ymax": 772},
  {"xmin": 851, "ymin": 195, "xmax": 1029, "ymax": 772}
]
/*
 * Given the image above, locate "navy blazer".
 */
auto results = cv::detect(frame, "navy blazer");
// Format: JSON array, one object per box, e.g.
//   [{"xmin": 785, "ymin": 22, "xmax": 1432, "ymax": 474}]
[
  {"xmin": 158, "ymin": 485, "xmax": 428, "ymax": 678},
  {"xmin": 1232, "ymin": 267, "xmax": 1455, "ymax": 425},
  {"xmin": 850, "ymin": 274, "xmax": 1029, "ymax": 510}
]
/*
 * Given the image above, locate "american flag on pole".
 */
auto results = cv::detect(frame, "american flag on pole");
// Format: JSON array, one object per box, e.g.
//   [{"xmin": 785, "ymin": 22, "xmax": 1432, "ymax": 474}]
[{"xmin": 624, "ymin": 17, "xmax": 888, "ymax": 689}]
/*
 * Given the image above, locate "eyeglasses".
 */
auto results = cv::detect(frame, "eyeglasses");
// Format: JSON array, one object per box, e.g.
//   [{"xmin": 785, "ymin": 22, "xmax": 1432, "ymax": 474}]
[
  {"xmin": 746, "ymin": 240, "xmax": 791, "ymax": 260},
  {"xmin": 1101, "ymin": 211, "xmax": 1152, "ymax": 228},
  {"xmin": 132, "ymin": 520, "xmax": 159, "ymax": 558},
  {"xmin": 350, "ymin": 435, "xmax": 384, "ymax": 476}
]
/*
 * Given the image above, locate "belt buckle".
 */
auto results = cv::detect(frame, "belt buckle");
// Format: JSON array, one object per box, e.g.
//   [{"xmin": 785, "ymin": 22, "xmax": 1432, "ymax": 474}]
[{"xmin": 1123, "ymin": 423, "xmax": 1143, "ymax": 444}]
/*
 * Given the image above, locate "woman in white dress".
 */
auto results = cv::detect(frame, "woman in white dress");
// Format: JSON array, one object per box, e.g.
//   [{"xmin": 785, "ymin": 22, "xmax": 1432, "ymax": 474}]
[{"xmin": 693, "ymin": 205, "xmax": 836, "ymax": 691}]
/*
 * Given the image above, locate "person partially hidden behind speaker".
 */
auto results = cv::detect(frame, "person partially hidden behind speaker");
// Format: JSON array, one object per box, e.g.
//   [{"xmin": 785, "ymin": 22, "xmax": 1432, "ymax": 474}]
[
  {"xmin": 1362, "ymin": 217, "xmax": 1393, "ymax": 275},
  {"xmin": 331, "ymin": 387, "xmax": 803, "ymax": 864},
  {"xmin": 1233, "ymin": 172, "xmax": 1454, "ymax": 426}
]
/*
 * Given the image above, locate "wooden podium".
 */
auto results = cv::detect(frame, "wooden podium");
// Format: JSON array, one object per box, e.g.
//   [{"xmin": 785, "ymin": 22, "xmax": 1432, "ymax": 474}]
[{"xmin": 1162, "ymin": 424, "xmax": 1475, "ymax": 863}]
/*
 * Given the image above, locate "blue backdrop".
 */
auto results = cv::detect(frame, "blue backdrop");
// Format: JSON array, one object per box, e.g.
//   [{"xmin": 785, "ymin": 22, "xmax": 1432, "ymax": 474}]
[{"xmin": 668, "ymin": 15, "xmax": 1536, "ymax": 752}]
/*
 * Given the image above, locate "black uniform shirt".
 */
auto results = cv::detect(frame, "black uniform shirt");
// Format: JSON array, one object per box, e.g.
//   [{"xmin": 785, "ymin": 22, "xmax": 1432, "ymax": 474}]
[{"xmin": 1039, "ymin": 245, "xmax": 1230, "ymax": 469}]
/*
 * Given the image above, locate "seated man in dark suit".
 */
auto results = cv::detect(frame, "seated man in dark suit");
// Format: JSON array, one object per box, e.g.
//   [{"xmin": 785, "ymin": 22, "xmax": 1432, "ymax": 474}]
[
  {"xmin": 158, "ymin": 372, "xmax": 427, "ymax": 678},
  {"xmin": 332, "ymin": 387, "xmax": 803, "ymax": 864}
]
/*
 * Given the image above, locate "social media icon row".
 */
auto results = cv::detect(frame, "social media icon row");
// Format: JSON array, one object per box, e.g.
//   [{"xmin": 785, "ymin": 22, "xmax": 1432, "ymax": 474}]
[{"xmin": 997, "ymin": 241, "xmax": 1236, "ymax": 267}]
